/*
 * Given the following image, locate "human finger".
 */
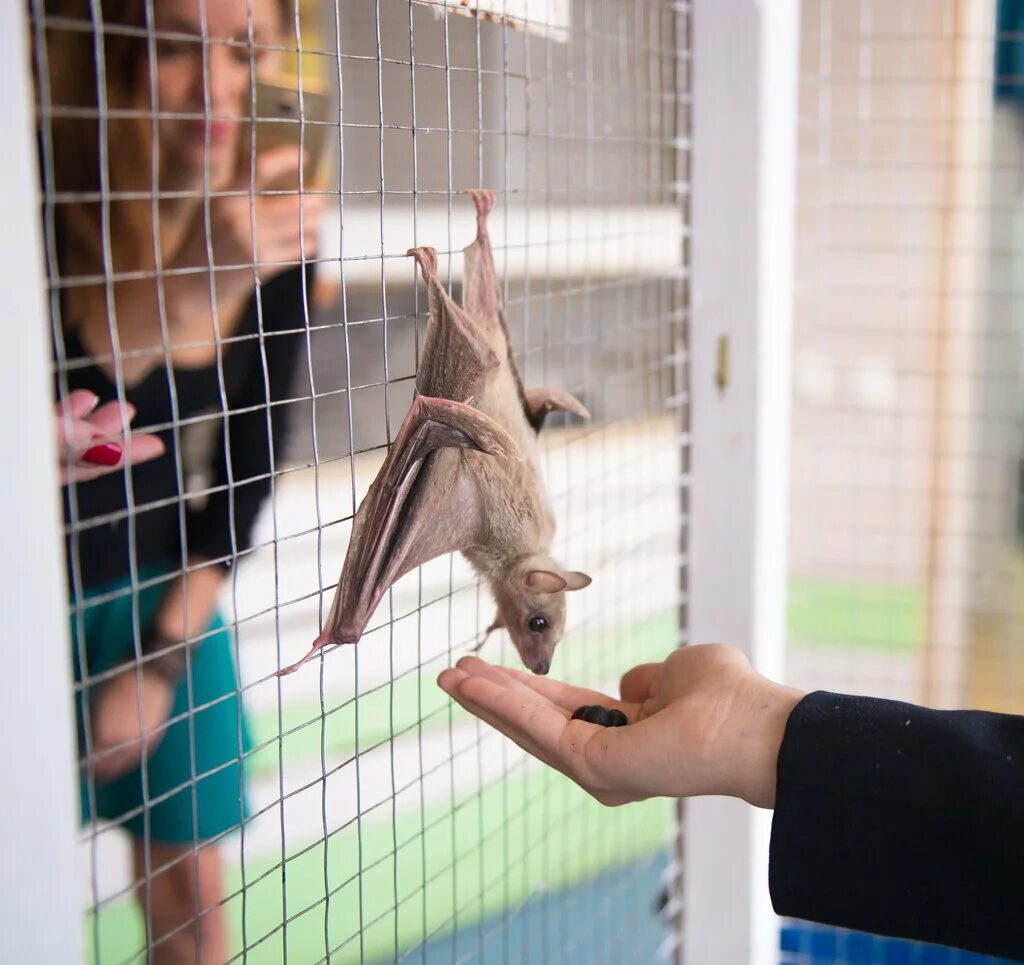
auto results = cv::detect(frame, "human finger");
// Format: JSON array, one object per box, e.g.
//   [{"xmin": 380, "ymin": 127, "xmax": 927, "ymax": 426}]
[
  {"xmin": 122, "ymin": 433, "xmax": 166, "ymax": 467},
  {"xmin": 440, "ymin": 667, "xmax": 572, "ymax": 756},
  {"xmin": 439, "ymin": 668, "xmax": 644, "ymax": 806},
  {"xmin": 86, "ymin": 400, "xmax": 136, "ymax": 438},
  {"xmin": 254, "ymin": 145, "xmax": 305, "ymax": 189},
  {"xmin": 619, "ymin": 662, "xmax": 661, "ymax": 703},
  {"xmin": 451, "ymin": 667, "xmax": 642, "ymax": 789},
  {"xmin": 66, "ymin": 389, "xmax": 100, "ymax": 420},
  {"xmin": 438, "ymin": 667, "xmax": 567, "ymax": 772},
  {"xmin": 255, "ymin": 196, "xmax": 326, "ymax": 235},
  {"xmin": 64, "ymin": 432, "xmax": 163, "ymax": 483},
  {"xmin": 456, "ymin": 656, "xmax": 636, "ymax": 718}
]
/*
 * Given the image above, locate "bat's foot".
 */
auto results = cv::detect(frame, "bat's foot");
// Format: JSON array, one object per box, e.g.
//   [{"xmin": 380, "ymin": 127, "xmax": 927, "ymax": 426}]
[
  {"xmin": 467, "ymin": 188, "xmax": 495, "ymax": 228},
  {"xmin": 407, "ymin": 246, "xmax": 438, "ymax": 284},
  {"xmin": 525, "ymin": 386, "xmax": 591, "ymax": 432},
  {"xmin": 571, "ymin": 705, "xmax": 628, "ymax": 727},
  {"xmin": 470, "ymin": 616, "xmax": 504, "ymax": 653}
]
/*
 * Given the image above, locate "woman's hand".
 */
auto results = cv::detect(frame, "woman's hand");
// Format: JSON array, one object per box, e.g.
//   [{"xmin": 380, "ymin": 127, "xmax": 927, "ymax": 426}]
[
  {"xmin": 170, "ymin": 145, "xmax": 328, "ymax": 306},
  {"xmin": 56, "ymin": 389, "xmax": 165, "ymax": 484},
  {"xmin": 89, "ymin": 666, "xmax": 176, "ymax": 782},
  {"xmin": 437, "ymin": 645, "xmax": 805, "ymax": 809}
]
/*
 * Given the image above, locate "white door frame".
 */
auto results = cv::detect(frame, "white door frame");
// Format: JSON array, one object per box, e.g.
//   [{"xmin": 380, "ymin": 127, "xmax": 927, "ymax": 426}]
[
  {"xmin": 683, "ymin": 1, "xmax": 799, "ymax": 962},
  {"xmin": 0, "ymin": 1, "xmax": 85, "ymax": 961}
]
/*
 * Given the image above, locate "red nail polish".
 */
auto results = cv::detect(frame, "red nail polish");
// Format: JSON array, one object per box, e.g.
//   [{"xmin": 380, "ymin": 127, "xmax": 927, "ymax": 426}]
[{"xmin": 81, "ymin": 443, "xmax": 123, "ymax": 466}]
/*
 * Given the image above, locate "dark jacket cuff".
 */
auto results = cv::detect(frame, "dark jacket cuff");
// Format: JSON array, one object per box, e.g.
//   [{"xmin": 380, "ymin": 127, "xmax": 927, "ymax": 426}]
[{"xmin": 769, "ymin": 691, "xmax": 1024, "ymax": 960}]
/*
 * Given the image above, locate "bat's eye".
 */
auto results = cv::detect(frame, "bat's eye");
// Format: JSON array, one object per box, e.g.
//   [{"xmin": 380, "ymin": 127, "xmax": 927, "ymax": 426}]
[{"xmin": 527, "ymin": 615, "xmax": 549, "ymax": 633}]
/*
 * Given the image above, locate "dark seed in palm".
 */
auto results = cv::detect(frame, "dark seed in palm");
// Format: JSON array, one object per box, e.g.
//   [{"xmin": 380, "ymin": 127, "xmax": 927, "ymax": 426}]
[
  {"xmin": 571, "ymin": 705, "xmax": 627, "ymax": 727},
  {"xmin": 605, "ymin": 709, "xmax": 628, "ymax": 727}
]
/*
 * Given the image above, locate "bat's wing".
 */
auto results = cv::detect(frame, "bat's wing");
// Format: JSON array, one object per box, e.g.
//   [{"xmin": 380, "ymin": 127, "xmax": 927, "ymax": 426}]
[
  {"xmin": 278, "ymin": 395, "xmax": 519, "ymax": 675},
  {"xmin": 408, "ymin": 244, "xmax": 500, "ymax": 403},
  {"xmin": 524, "ymin": 386, "xmax": 591, "ymax": 433}
]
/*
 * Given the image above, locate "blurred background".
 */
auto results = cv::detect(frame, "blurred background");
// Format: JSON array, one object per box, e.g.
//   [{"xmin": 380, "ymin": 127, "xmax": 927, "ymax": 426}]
[
  {"xmin": 15, "ymin": 0, "xmax": 1024, "ymax": 961},
  {"xmin": 784, "ymin": 1, "xmax": 1024, "ymax": 960}
]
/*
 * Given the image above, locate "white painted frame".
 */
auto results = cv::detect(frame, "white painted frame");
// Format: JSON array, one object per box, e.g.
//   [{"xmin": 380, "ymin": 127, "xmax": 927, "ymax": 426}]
[
  {"xmin": 683, "ymin": 1, "xmax": 799, "ymax": 963},
  {"xmin": 0, "ymin": 2, "xmax": 84, "ymax": 961}
]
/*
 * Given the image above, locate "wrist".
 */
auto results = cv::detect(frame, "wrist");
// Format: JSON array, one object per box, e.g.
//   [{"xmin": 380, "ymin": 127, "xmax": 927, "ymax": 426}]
[
  {"xmin": 725, "ymin": 676, "xmax": 804, "ymax": 809},
  {"xmin": 141, "ymin": 628, "xmax": 188, "ymax": 684}
]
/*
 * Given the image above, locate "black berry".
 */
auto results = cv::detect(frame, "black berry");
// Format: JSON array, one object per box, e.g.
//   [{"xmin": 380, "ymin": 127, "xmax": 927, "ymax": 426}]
[
  {"xmin": 572, "ymin": 705, "xmax": 627, "ymax": 727},
  {"xmin": 605, "ymin": 709, "xmax": 628, "ymax": 727}
]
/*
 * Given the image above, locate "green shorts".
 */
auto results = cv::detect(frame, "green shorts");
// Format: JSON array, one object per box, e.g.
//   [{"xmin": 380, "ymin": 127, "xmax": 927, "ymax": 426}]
[{"xmin": 73, "ymin": 567, "xmax": 252, "ymax": 844}]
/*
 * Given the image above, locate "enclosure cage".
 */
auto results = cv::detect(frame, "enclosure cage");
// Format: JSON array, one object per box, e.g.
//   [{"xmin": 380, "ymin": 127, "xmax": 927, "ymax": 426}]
[
  {"xmin": 2, "ymin": 0, "xmax": 1022, "ymax": 963},
  {"xmin": 9, "ymin": 0, "xmax": 692, "ymax": 962}
]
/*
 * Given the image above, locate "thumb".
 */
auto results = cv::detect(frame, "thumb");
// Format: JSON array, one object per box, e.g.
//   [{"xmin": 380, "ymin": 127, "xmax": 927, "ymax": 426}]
[
  {"xmin": 253, "ymin": 145, "xmax": 306, "ymax": 189},
  {"xmin": 619, "ymin": 662, "xmax": 660, "ymax": 703}
]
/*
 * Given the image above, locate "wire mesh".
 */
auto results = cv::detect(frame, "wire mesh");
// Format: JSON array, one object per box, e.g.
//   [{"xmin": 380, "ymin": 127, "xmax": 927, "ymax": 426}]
[
  {"xmin": 33, "ymin": 0, "xmax": 690, "ymax": 960},
  {"xmin": 784, "ymin": 0, "xmax": 1024, "ymax": 961}
]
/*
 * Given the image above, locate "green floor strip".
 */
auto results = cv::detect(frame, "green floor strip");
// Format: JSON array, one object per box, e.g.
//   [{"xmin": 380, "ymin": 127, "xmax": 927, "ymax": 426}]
[{"xmin": 787, "ymin": 580, "xmax": 922, "ymax": 651}]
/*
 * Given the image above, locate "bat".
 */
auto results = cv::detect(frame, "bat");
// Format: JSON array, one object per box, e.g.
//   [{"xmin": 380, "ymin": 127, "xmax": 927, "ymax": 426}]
[{"xmin": 280, "ymin": 189, "xmax": 591, "ymax": 676}]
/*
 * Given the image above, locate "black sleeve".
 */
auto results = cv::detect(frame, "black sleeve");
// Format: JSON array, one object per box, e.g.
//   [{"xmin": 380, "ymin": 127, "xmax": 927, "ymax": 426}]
[
  {"xmin": 186, "ymin": 269, "xmax": 309, "ymax": 566},
  {"xmin": 769, "ymin": 691, "xmax": 1024, "ymax": 961}
]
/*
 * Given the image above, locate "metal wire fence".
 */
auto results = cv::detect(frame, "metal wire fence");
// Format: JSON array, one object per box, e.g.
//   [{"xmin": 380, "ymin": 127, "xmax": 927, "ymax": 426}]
[{"xmin": 31, "ymin": 0, "xmax": 690, "ymax": 960}]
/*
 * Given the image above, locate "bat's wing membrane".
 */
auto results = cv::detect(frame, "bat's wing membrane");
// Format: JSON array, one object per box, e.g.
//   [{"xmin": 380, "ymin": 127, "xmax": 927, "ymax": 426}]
[
  {"xmin": 409, "ymin": 244, "xmax": 500, "ymax": 403},
  {"xmin": 278, "ymin": 395, "xmax": 518, "ymax": 675}
]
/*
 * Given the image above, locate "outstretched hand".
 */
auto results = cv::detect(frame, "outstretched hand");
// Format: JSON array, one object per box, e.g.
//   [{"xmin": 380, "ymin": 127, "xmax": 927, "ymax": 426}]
[{"xmin": 437, "ymin": 645, "xmax": 804, "ymax": 809}]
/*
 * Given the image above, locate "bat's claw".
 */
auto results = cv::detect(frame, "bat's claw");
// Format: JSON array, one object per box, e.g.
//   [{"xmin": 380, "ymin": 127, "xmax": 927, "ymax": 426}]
[
  {"xmin": 407, "ymin": 246, "xmax": 438, "ymax": 284},
  {"xmin": 276, "ymin": 625, "xmax": 349, "ymax": 677},
  {"xmin": 467, "ymin": 189, "xmax": 495, "ymax": 234}
]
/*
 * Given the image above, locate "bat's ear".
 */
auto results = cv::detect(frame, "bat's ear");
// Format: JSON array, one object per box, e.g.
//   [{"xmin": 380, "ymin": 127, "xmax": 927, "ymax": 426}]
[
  {"xmin": 523, "ymin": 569, "xmax": 593, "ymax": 593},
  {"xmin": 523, "ymin": 570, "xmax": 568, "ymax": 593},
  {"xmin": 560, "ymin": 571, "xmax": 592, "ymax": 592}
]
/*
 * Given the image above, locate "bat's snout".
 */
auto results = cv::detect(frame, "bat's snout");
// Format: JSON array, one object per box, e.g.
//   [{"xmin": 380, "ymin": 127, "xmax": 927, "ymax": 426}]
[{"xmin": 529, "ymin": 657, "xmax": 551, "ymax": 676}]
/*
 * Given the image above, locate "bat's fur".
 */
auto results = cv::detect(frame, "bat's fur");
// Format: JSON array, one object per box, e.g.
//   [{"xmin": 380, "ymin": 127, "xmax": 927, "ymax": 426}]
[{"xmin": 280, "ymin": 190, "xmax": 590, "ymax": 676}]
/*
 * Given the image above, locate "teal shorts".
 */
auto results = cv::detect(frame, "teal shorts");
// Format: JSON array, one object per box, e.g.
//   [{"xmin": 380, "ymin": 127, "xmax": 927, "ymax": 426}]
[{"xmin": 73, "ymin": 568, "xmax": 252, "ymax": 844}]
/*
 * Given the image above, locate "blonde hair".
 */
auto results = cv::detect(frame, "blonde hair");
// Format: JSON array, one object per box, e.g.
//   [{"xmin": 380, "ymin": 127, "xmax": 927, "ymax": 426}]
[
  {"xmin": 47, "ymin": 0, "xmax": 155, "ymax": 282},
  {"xmin": 43, "ymin": 0, "xmax": 292, "ymax": 293}
]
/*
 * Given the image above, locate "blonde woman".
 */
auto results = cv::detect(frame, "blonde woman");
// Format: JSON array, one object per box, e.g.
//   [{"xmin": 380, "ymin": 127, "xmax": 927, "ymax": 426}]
[{"xmin": 44, "ymin": 0, "xmax": 327, "ymax": 958}]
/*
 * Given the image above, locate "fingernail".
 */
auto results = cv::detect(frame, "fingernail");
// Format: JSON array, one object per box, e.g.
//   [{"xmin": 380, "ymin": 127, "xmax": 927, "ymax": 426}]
[{"xmin": 81, "ymin": 443, "xmax": 123, "ymax": 466}]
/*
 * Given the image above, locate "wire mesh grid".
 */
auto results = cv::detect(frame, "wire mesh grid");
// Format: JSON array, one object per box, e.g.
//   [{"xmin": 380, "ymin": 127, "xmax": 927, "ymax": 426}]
[
  {"xmin": 33, "ymin": 0, "xmax": 690, "ymax": 960},
  {"xmin": 784, "ymin": 0, "xmax": 1023, "ymax": 962}
]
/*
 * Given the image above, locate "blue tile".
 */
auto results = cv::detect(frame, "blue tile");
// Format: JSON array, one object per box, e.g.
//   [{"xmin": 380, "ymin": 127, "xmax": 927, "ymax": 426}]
[
  {"xmin": 919, "ymin": 945, "xmax": 953, "ymax": 965},
  {"xmin": 811, "ymin": 929, "xmax": 839, "ymax": 960},
  {"xmin": 884, "ymin": 939, "xmax": 914, "ymax": 965},
  {"xmin": 781, "ymin": 927, "xmax": 804, "ymax": 953},
  {"xmin": 844, "ymin": 931, "xmax": 877, "ymax": 964}
]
